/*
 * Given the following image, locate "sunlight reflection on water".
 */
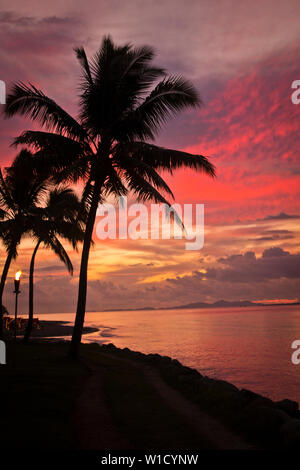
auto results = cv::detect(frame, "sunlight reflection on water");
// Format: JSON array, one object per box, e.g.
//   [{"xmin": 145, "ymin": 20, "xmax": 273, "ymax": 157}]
[{"xmin": 40, "ymin": 305, "xmax": 300, "ymax": 402}]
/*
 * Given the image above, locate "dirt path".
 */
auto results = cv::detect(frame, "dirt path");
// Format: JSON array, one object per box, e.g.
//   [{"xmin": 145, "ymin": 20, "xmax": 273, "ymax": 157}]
[
  {"xmin": 75, "ymin": 363, "xmax": 131, "ymax": 450},
  {"xmin": 105, "ymin": 353, "xmax": 253, "ymax": 450},
  {"xmin": 143, "ymin": 366, "xmax": 252, "ymax": 450},
  {"xmin": 75, "ymin": 352, "xmax": 253, "ymax": 450}
]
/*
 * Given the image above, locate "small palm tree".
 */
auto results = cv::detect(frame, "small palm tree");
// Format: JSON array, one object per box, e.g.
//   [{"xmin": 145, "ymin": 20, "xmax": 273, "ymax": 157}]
[
  {"xmin": 0, "ymin": 149, "xmax": 50, "ymax": 338},
  {"xmin": 24, "ymin": 187, "xmax": 85, "ymax": 342},
  {"xmin": 5, "ymin": 36, "xmax": 215, "ymax": 357}
]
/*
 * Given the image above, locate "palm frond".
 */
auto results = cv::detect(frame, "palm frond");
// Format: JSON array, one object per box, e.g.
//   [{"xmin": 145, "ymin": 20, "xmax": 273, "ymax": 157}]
[
  {"xmin": 0, "ymin": 226, "xmax": 20, "ymax": 258},
  {"xmin": 113, "ymin": 141, "xmax": 216, "ymax": 177},
  {"xmin": 47, "ymin": 236, "xmax": 74, "ymax": 275},
  {"xmin": 13, "ymin": 130, "xmax": 89, "ymax": 155},
  {"xmin": 81, "ymin": 179, "xmax": 94, "ymax": 209},
  {"xmin": 0, "ymin": 208, "xmax": 8, "ymax": 220},
  {"xmin": 123, "ymin": 168, "xmax": 184, "ymax": 229},
  {"xmin": 113, "ymin": 149, "xmax": 174, "ymax": 198},
  {"xmin": 102, "ymin": 164, "xmax": 128, "ymax": 199},
  {"xmin": 0, "ymin": 168, "xmax": 15, "ymax": 211},
  {"xmin": 5, "ymin": 151, "xmax": 51, "ymax": 210},
  {"xmin": 45, "ymin": 187, "xmax": 83, "ymax": 220},
  {"xmin": 5, "ymin": 82, "xmax": 88, "ymax": 141},
  {"xmin": 123, "ymin": 168, "xmax": 171, "ymax": 204},
  {"xmin": 74, "ymin": 46, "xmax": 94, "ymax": 86},
  {"xmin": 114, "ymin": 76, "xmax": 201, "ymax": 141}
]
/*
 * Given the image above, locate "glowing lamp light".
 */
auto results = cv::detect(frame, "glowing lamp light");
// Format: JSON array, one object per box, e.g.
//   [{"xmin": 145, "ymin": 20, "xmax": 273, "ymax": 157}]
[
  {"xmin": 14, "ymin": 270, "xmax": 22, "ymax": 294},
  {"xmin": 13, "ymin": 270, "xmax": 22, "ymax": 342}
]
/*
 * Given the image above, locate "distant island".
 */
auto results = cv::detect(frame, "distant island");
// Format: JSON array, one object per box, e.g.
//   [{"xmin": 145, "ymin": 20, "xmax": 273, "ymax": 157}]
[{"xmin": 99, "ymin": 299, "xmax": 300, "ymax": 313}]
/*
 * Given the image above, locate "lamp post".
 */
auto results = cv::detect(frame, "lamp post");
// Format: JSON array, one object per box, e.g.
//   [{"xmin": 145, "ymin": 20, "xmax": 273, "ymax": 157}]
[{"xmin": 13, "ymin": 271, "xmax": 21, "ymax": 341}]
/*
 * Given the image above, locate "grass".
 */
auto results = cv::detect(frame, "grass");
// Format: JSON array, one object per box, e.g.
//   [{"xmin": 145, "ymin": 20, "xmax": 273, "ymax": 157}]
[
  {"xmin": 1, "ymin": 340, "xmax": 213, "ymax": 450},
  {"xmin": 0, "ymin": 341, "xmax": 87, "ymax": 449}
]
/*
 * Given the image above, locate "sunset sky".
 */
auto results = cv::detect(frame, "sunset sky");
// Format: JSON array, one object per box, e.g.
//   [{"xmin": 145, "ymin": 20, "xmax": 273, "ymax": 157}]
[{"xmin": 0, "ymin": 0, "xmax": 300, "ymax": 314}]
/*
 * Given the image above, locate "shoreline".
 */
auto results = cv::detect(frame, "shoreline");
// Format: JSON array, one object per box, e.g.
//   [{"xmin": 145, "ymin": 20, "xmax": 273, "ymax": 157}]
[
  {"xmin": 3, "ymin": 322, "xmax": 300, "ymax": 449},
  {"xmin": 35, "ymin": 321, "xmax": 300, "ymax": 436},
  {"xmin": 95, "ymin": 342, "xmax": 300, "ymax": 449},
  {"xmin": 35, "ymin": 319, "xmax": 300, "ymax": 401},
  {"xmin": 30, "ymin": 320, "xmax": 99, "ymax": 337}
]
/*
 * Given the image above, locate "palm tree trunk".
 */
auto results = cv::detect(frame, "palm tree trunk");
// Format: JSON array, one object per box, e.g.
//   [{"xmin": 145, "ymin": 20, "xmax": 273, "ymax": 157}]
[
  {"xmin": 0, "ymin": 250, "xmax": 14, "ymax": 339},
  {"xmin": 24, "ymin": 240, "xmax": 41, "ymax": 343},
  {"xmin": 69, "ymin": 178, "xmax": 102, "ymax": 359}
]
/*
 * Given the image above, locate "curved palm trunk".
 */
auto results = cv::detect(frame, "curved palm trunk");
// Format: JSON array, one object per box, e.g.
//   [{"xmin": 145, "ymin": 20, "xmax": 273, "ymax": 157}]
[
  {"xmin": 24, "ymin": 240, "xmax": 41, "ymax": 343},
  {"xmin": 0, "ymin": 250, "xmax": 14, "ymax": 339},
  {"xmin": 69, "ymin": 178, "xmax": 102, "ymax": 359}
]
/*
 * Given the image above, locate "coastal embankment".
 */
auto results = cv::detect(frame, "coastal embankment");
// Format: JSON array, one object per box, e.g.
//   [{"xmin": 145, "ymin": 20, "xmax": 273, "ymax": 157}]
[{"xmin": 1, "ymin": 322, "xmax": 300, "ymax": 450}]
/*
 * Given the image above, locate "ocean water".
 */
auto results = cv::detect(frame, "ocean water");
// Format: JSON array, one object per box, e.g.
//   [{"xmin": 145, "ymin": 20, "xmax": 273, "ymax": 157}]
[{"xmin": 40, "ymin": 305, "xmax": 300, "ymax": 403}]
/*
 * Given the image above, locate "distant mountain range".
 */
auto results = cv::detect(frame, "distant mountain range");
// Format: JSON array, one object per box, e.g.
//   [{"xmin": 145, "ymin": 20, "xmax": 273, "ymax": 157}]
[
  {"xmin": 166, "ymin": 300, "xmax": 265, "ymax": 309},
  {"xmin": 101, "ymin": 299, "xmax": 299, "ymax": 312}
]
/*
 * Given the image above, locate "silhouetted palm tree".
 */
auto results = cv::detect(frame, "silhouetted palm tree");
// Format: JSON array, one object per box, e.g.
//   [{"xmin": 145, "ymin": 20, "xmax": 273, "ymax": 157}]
[
  {"xmin": 0, "ymin": 149, "xmax": 50, "ymax": 338},
  {"xmin": 24, "ymin": 187, "xmax": 85, "ymax": 342},
  {"xmin": 5, "ymin": 36, "xmax": 215, "ymax": 357}
]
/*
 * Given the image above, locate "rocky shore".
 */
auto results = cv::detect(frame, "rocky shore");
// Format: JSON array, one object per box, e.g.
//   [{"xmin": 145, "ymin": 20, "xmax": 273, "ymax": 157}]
[
  {"xmin": 26, "ymin": 320, "xmax": 300, "ymax": 450},
  {"xmin": 96, "ymin": 342, "xmax": 300, "ymax": 449}
]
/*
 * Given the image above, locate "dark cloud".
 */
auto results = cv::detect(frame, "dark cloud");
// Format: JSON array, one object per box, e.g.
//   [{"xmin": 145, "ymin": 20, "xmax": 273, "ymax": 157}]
[
  {"xmin": 0, "ymin": 11, "xmax": 84, "ymax": 163},
  {"xmin": 3, "ymin": 246, "xmax": 300, "ymax": 313},
  {"xmin": 211, "ymin": 247, "xmax": 300, "ymax": 282},
  {"xmin": 248, "ymin": 229, "xmax": 295, "ymax": 242},
  {"xmin": 0, "ymin": 11, "xmax": 80, "ymax": 27},
  {"xmin": 1, "ymin": 1, "xmax": 300, "ymax": 311},
  {"xmin": 263, "ymin": 212, "xmax": 300, "ymax": 221},
  {"xmin": 35, "ymin": 264, "xmax": 72, "ymax": 273}
]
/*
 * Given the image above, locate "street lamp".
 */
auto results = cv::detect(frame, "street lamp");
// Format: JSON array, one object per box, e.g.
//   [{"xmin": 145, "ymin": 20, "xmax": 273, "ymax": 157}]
[{"xmin": 13, "ymin": 271, "xmax": 22, "ymax": 341}]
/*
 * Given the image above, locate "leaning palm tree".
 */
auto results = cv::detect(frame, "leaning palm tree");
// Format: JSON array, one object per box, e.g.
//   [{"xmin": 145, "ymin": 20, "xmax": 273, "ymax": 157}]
[
  {"xmin": 24, "ymin": 187, "xmax": 86, "ymax": 342},
  {"xmin": 5, "ymin": 36, "xmax": 215, "ymax": 358},
  {"xmin": 0, "ymin": 149, "xmax": 50, "ymax": 338}
]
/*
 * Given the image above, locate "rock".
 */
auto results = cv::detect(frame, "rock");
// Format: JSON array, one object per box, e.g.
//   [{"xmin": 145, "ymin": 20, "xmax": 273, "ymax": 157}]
[
  {"xmin": 177, "ymin": 374, "xmax": 195, "ymax": 384},
  {"xmin": 146, "ymin": 353, "xmax": 162, "ymax": 363},
  {"xmin": 191, "ymin": 368, "xmax": 202, "ymax": 377},
  {"xmin": 281, "ymin": 418, "xmax": 300, "ymax": 435},
  {"xmin": 104, "ymin": 342, "xmax": 117, "ymax": 350},
  {"xmin": 240, "ymin": 388, "xmax": 263, "ymax": 401},
  {"xmin": 194, "ymin": 377, "xmax": 243, "ymax": 410},
  {"xmin": 275, "ymin": 399, "xmax": 299, "ymax": 417},
  {"xmin": 207, "ymin": 378, "xmax": 240, "ymax": 394},
  {"xmin": 241, "ymin": 405, "xmax": 290, "ymax": 440},
  {"xmin": 202, "ymin": 376, "xmax": 240, "ymax": 395},
  {"xmin": 160, "ymin": 364, "xmax": 178, "ymax": 378},
  {"xmin": 171, "ymin": 359, "xmax": 182, "ymax": 367},
  {"xmin": 281, "ymin": 419, "xmax": 300, "ymax": 448},
  {"xmin": 178, "ymin": 365, "xmax": 200, "ymax": 377},
  {"xmin": 294, "ymin": 410, "xmax": 300, "ymax": 420},
  {"xmin": 240, "ymin": 388, "xmax": 274, "ymax": 407},
  {"xmin": 160, "ymin": 355, "xmax": 173, "ymax": 364},
  {"xmin": 122, "ymin": 347, "xmax": 131, "ymax": 354},
  {"xmin": 130, "ymin": 351, "xmax": 144, "ymax": 360}
]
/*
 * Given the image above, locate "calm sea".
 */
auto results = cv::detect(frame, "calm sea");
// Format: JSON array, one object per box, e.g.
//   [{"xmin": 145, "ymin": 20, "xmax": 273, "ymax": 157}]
[{"xmin": 40, "ymin": 305, "xmax": 300, "ymax": 403}]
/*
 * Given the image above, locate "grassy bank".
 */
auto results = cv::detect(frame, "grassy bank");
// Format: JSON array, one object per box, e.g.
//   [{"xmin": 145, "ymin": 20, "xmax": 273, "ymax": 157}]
[
  {"xmin": 1, "ymin": 340, "xmax": 213, "ymax": 450},
  {"xmin": 1, "ymin": 338, "xmax": 300, "ymax": 450},
  {"xmin": 0, "ymin": 341, "xmax": 87, "ymax": 449}
]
